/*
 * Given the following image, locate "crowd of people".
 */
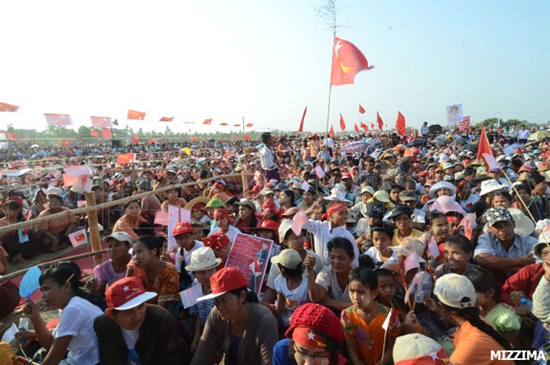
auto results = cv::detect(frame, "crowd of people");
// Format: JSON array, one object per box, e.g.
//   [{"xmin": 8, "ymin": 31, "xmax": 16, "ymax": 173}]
[{"xmin": 1, "ymin": 123, "xmax": 550, "ymax": 364}]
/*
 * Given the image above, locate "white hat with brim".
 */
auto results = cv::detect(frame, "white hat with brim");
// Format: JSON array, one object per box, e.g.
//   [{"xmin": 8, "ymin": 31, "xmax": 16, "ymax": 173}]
[
  {"xmin": 479, "ymin": 179, "xmax": 504, "ymax": 197},
  {"xmin": 185, "ymin": 247, "xmax": 222, "ymax": 272},
  {"xmin": 434, "ymin": 273, "xmax": 476, "ymax": 309},
  {"xmin": 428, "ymin": 181, "xmax": 456, "ymax": 198}
]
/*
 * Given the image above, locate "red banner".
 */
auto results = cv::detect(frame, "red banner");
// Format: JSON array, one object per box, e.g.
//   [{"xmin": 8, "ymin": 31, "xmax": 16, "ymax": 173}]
[
  {"xmin": 459, "ymin": 116, "xmax": 470, "ymax": 130},
  {"xmin": 45, "ymin": 113, "xmax": 73, "ymax": 126},
  {"xmin": 90, "ymin": 116, "xmax": 112, "ymax": 128}
]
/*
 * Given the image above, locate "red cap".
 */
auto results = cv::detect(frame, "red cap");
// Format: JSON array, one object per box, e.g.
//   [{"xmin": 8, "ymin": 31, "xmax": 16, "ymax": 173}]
[
  {"xmin": 261, "ymin": 199, "xmax": 277, "ymax": 211},
  {"xmin": 5, "ymin": 196, "xmax": 23, "ymax": 206},
  {"xmin": 417, "ymin": 171, "xmax": 429, "ymax": 177},
  {"xmin": 255, "ymin": 219, "xmax": 280, "ymax": 233},
  {"xmin": 196, "ymin": 267, "xmax": 248, "ymax": 301},
  {"xmin": 173, "ymin": 222, "xmax": 192, "ymax": 236},
  {"xmin": 105, "ymin": 277, "xmax": 157, "ymax": 310},
  {"xmin": 203, "ymin": 232, "xmax": 230, "ymax": 250},
  {"xmin": 327, "ymin": 202, "xmax": 347, "ymax": 216}
]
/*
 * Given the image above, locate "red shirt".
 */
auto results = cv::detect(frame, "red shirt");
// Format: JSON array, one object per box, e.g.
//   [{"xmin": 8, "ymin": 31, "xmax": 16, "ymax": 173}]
[{"xmin": 501, "ymin": 263, "xmax": 544, "ymax": 305}]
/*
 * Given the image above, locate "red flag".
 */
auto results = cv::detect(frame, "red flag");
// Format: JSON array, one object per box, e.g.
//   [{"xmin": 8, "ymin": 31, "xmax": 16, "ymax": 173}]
[
  {"xmin": 360, "ymin": 122, "xmax": 368, "ymax": 131},
  {"xmin": 477, "ymin": 126, "xmax": 493, "ymax": 159},
  {"xmin": 160, "ymin": 116, "xmax": 174, "ymax": 122},
  {"xmin": 329, "ymin": 125, "xmax": 335, "ymax": 138},
  {"xmin": 44, "ymin": 113, "xmax": 72, "ymax": 126},
  {"xmin": 131, "ymin": 135, "xmax": 140, "ymax": 144},
  {"xmin": 246, "ymin": 123, "xmax": 254, "ymax": 128},
  {"xmin": 330, "ymin": 37, "xmax": 373, "ymax": 86},
  {"xmin": 354, "ymin": 124, "xmax": 359, "ymax": 132},
  {"xmin": 90, "ymin": 130, "xmax": 99, "ymax": 137},
  {"xmin": 148, "ymin": 138, "xmax": 158, "ymax": 144},
  {"xmin": 298, "ymin": 106, "xmax": 307, "ymax": 133},
  {"xmin": 233, "ymin": 124, "xmax": 241, "ymax": 127},
  {"xmin": 62, "ymin": 139, "xmax": 71, "ymax": 146},
  {"xmin": 0, "ymin": 102, "xmax": 19, "ymax": 112},
  {"xmin": 117, "ymin": 153, "xmax": 136, "ymax": 164},
  {"xmin": 359, "ymin": 104, "xmax": 366, "ymax": 114},
  {"xmin": 339, "ymin": 114, "xmax": 346, "ymax": 130},
  {"xmin": 233, "ymin": 135, "xmax": 238, "ymax": 140},
  {"xmin": 127, "ymin": 110, "xmax": 146, "ymax": 120},
  {"xmin": 377, "ymin": 112, "xmax": 384, "ymax": 130},
  {"xmin": 102, "ymin": 128, "xmax": 112, "ymax": 139},
  {"xmin": 244, "ymin": 134, "xmax": 251, "ymax": 140},
  {"xmin": 395, "ymin": 111, "xmax": 406, "ymax": 137},
  {"xmin": 90, "ymin": 116, "xmax": 112, "ymax": 128},
  {"xmin": 220, "ymin": 122, "xmax": 228, "ymax": 126},
  {"xmin": 203, "ymin": 119, "xmax": 212, "ymax": 125},
  {"xmin": 191, "ymin": 137, "xmax": 198, "ymax": 142},
  {"xmin": 6, "ymin": 132, "xmax": 18, "ymax": 140}
]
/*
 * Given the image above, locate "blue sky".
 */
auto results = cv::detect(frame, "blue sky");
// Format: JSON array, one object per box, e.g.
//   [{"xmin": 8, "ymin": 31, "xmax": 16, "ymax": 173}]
[{"xmin": 0, "ymin": 0, "xmax": 549, "ymax": 134}]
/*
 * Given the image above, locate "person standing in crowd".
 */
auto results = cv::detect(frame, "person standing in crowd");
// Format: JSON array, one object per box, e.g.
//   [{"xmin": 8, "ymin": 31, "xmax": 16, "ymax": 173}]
[{"xmin": 259, "ymin": 132, "xmax": 280, "ymax": 183}]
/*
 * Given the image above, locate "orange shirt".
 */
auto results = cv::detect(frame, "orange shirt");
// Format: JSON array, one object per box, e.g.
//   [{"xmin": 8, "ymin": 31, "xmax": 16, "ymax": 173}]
[
  {"xmin": 451, "ymin": 320, "xmax": 514, "ymax": 365},
  {"xmin": 112, "ymin": 214, "xmax": 147, "ymax": 242},
  {"xmin": 341, "ymin": 305, "xmax": 400, "ymax": 365}
]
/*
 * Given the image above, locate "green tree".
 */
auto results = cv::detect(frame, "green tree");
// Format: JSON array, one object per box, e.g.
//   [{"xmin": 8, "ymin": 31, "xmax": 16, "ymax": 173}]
[{"xmin": 77, "ymin": 125, "xmax": 91, "ymax": 138}]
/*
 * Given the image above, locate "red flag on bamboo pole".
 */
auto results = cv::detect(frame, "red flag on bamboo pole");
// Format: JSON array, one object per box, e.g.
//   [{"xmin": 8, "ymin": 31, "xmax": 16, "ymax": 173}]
[
  {"xmin": 102, "ymin": 129, "xmax": 112, "ymax": 139},
  {"xmin": 298, "ymin": 106, "xmax": 307, "ymax": 133},
  {"xmin": 339, "ymin": 114, "xmax": 346, "ymax": 130},
  {"xmin": 330, "ymin": 37, "xmax": 373, "ymax": 86},
  {"xmin": 354, "ymin": 124, "xmax": 359, "ymax": 132},
  {"xmin": 377, "ymin": 112, "xmax": 384, "ymax": 130},
  {"xmin": 360, "ymin": 122, "xmax": 368, "ymax": 131},
  {"xmin": 477, "ymin": 126, "xmax": 493, "ymax": 159},
  {"xmin": 395, "ymin": 111, "xmax": 406, "ymax": 137},
  {"xmin": 359, "ymin": 104, "xmax": 366, "ymax": 114},
  {"xmin": 329, "ymin": 125, "xmax": 335, "ymax": 138}
]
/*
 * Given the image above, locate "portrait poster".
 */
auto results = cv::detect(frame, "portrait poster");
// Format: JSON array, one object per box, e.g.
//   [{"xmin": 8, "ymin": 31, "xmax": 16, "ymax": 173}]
[
  {"xmin": 225, "ymin": 233, "xmax": 274, "ymax": 295},
  {"xmin": 446, "ymin": 104, "xmax": 463, "ymax": 125}
]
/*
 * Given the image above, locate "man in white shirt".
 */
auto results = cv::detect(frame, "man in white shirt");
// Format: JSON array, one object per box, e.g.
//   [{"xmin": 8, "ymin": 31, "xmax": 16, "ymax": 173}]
[
  {"xmin": 517, "ymin": 124, "xmax": 530, "ymax": 143},
  {"xmin": 419, "ymin": 121, "xmax": 430, "ymax": 137},
  {"xmin": 259, "ymin": 132, "xmax": 280, "ymax": 182}
]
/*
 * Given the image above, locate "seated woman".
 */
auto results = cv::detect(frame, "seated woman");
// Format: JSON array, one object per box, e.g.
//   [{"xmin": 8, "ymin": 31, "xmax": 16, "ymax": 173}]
[
  {"xmin": 16, "ymin": 261, "xmax": 103, "ymax": 365},
  {"xmin": 112, "ymin": 200, "xmax": 149, "ymax": 243},
  {"xmin": 386, "ymin": 206, "xmax": 423, "ymax": 247},
  {"xmin": 129, "ymin": 235, "xmax": 180, "ymax": 315},
  {"xmin": 233, "ymin": 199, "xmax": 258, "ymax": 235},
  {"xmin": 94, "ymin": 277, "xmax": 185, "ymax": 365},
  {"xmin": 91, "ymin": 232, "xmax": 133, "ymax": 298},
  {"xmin": 0, "ymin": 196, "xmax": 40, "ymax": 263},
  {"xmin": 161, "ymin": 187, "xmax": 188, "ymax": 213},
  {"xmin": 36, "ymin": 193, "xmax": 77, "ymax": 252},
  {"xmin": 306, "ymin": 237, "xmax": 355, "ymax": 312},
  {"xmin": 30, "ymin": 189, "xmax": 48, "ymax": 219},
  {"xmin": 191, "ymin": 267, "xmax": 278, "ymax": 365}
]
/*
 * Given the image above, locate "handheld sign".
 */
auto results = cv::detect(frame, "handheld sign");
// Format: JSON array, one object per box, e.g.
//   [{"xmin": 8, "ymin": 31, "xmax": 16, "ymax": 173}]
[{"xmin": 19, "ymin": 266, "xmax": 41, "ymax": 299}]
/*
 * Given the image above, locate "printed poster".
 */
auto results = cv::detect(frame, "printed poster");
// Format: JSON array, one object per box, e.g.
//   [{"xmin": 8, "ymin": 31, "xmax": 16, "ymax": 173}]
[
  {"xmin": 446, "ymin": 104, "xmax": 463, "ymax": 125},
  {"xmin": 225, "ymin": 233, "xmax": 273, "ymax": 295}
]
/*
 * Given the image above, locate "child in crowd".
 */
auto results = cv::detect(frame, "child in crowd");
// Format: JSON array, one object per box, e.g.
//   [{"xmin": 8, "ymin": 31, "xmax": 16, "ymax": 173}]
[
  {"xmin": 186, "ymin": 247, "xmax": 220, "ymax": 352},
  {"xmin": 272, "ymin": 249, "xmax": 309, "ymax": 331},
  {"xmin": 375, "ymin": 268, "xmax": 407, "ymax": 322},
  {"xmin": 341, "ymin": 267, "xmax": 401, "ymax": 365},
  {"xmin": 363, "ymin": 223, "xmax": 399, "ymax": 271},
  {"xmin": 465, "ymin": 267, "xmax": 521, "ymax": 349},
  {"xmin": 435, "ymin": 235, "xmax": 479, "ymax": 279}
]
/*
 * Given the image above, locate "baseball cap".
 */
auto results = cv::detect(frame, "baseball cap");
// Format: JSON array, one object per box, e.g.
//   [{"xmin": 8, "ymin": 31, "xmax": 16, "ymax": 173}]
[
  {"xmin": 393, "ymin": 333, "xmax": 451, "ymax": 365},
  {"xmin": 203, "ymin": 232, "xmax": 230, "ymax": 250},
  {"xmin": 197, "ymin": 267, "xmax": 249, "ymax": 301},
  {"xmin": 433, "ymin": 273, "xmax": 476, "ymax": 309},
  {"xmin": 106, "ymin": 277, "xmax": 157, "ymax": 310},
  {"xmin": 278, "ymin": 219, "xmax": 294, "ymax": 241},
  {"xmin": 271, "ymin": 249, "xmax": 302, "ymax": 269},
  {"xmin": 365, "ymin": 202, "xmax": 386, "ymax": 218},
  {"xmin": 104, "ymin": 232, "xmax": 132, "ymax": 244},
  {"xmin": 398, "ymin": 190, "xmax": 417, "ymax": 202},
  {"xmin": 485, "ymin": 207, "xmax": 514, "ymax": 227},
  {"xmin": 173, "ymin": 222, "xmax": 193, "ymax": 236}
]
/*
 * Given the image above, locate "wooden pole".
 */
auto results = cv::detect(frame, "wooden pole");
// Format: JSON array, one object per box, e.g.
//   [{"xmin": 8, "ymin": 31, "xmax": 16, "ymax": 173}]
[
  {"xmin": 241, "ymin": 170, "xmax": 249, "ymax": 197},
  {"xmin": 85, "ymin": 192, "xmax": 103, "ymax": 267}
]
